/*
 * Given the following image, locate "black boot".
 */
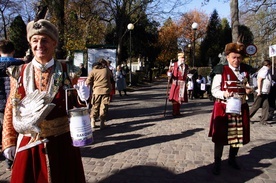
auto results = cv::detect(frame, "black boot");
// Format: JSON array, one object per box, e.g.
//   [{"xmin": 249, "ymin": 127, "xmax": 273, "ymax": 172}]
[
  {"xmin": 119, "ymin": 91, "xmax": 122, "ymax": 97},
  {"xmin": 228, "ymin": 147, "xmax": 240, "ymax": 170},
  {"xmin": 228, "ymin": 158, "xmax": 241, "ymax": 170},
  {"xmin": 212, "ymin": 158, "xmax": 221, "ymax": 175},
  {"xmin": 124, "ymin": 90, "xmax": 128, "ymax": 96},
  {"xmin": 213, "ymin": 144, "xmax": 223, "ymax": 175}
]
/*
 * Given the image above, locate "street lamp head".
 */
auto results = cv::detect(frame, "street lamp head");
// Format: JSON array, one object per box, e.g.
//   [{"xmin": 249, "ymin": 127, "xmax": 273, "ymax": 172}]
[
  {"xmin": 192, "ymin": 22, "xmax": 198, "ymax": 30},
  {"xmin": 127, "ymin": 23, "xmax": 134, "ymax": 30}
]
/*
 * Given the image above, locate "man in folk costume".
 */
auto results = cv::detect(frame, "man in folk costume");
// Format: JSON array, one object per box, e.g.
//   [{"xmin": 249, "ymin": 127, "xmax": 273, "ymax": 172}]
[
  {"xmin": 2, "ymin": 19, "xmax": 90, "ymax": 182},
  {"xmin": 209, "ymin": 42, "xmax": 253, "ymax": 175},
  {"xmin": 167, "ymin": 52, "xmax": 189, "ymax": 116}
]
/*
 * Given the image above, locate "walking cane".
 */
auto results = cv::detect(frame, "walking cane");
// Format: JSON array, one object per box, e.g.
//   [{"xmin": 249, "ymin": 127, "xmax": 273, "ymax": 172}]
[{"xmin": 163, "ymin": 79, "xmax": 170, "ymax": 117}]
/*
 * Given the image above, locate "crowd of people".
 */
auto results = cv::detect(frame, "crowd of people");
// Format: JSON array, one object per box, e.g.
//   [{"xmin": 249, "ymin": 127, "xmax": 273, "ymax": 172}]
[{"xmin": 0, "ymin": 16, "xmax": 275, "ymax": 183}]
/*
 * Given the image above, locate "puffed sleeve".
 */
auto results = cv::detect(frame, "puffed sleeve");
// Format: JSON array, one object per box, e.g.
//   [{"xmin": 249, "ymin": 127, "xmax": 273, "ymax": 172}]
[
  {"xmin": 211, "ymin": 74, "xmax": 225, "ymax": 100},
  {"xmin": 2, "ymin": 76, "xmax": 18, "ymax": 150}
]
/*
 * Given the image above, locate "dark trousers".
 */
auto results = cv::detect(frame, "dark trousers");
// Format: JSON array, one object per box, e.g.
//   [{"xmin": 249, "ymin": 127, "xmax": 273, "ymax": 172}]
[
  {"xmin": 249, "ymin": 93, "xmax": 269, "ymax": 123},
  {"xmin": 214, "ymin": 143, "xmax": 239, "ymax": 162},
  {"xmin": 188, "ymin": 90, "xmax": 193, "ymax": 99},
  {"xmin": 268, "ymin": 86, "xmax": 276, "ymax": 117}
]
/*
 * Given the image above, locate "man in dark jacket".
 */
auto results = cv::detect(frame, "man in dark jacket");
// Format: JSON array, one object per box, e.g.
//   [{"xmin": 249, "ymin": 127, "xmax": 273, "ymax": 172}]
[{"xmin": 0, "ymin": 39, "xmax": 24, "ymax": 170}]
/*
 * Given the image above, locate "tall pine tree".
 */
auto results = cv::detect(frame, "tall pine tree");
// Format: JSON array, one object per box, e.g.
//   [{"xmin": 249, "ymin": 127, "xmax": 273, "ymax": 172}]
[
  {"xmin": 221, "ymin": 18, "xmax": 232, "ymax": 46},
  {"xmin": 199, "ymin": 10, "xmax": 222, "ymax": 67},
  {"xmin": 9, "ymin": 15, "xmax": 29, "ymax": 58}
]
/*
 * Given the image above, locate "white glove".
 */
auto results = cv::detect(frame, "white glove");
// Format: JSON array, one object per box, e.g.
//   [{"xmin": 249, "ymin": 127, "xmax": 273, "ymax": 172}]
[
  {"xmin": 74, "ymin": 81, "xmax": 90, "ymax": 101},
  {"xmin": 12, "ymin": 89, "xmax": 56, "ymax": 134},
  {"xmin": 167, "ymin": 72, "xmax": 172, "ymax": 77},
  {"xmin": 3, "ymin": 146, "xmax": 16, "ymax": 161}
]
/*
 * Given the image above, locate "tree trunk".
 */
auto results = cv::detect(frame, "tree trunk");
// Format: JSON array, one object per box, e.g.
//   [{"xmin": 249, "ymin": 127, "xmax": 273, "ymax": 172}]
[
  {"xmin": 45, "ymin": 0, "xmax": 67, "ymax": 59},
  {"xmin": 116, "ymin": 15, "xmax": 127, "ymax": 65},
  {"xmin": 230, "ymin": 0, "xmax": 239, "ymax": 43},
  {"xmin": 1, "ymin": 11, "xmax": 7, "ymax": 39},
  {"xmin": 54, "ymin": 0, "xmax": 66, "ymax": 59}
]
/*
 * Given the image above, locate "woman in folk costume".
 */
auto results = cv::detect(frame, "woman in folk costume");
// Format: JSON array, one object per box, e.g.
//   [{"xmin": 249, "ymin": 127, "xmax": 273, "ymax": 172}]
[
  {"xmin": 1, "ymin": 19, "xmax": 90, "ymax": 183},
  {"xmin": 167, "ymin": 53, "xmax": 189, "ymax": 116},
  {"xmin": 209, "ymin": 42, "xmax": 253, "ymax": 175}
]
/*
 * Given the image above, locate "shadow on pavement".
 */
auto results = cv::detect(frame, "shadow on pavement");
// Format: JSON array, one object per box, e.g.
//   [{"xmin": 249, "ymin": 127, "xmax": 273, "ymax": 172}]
[
  {"xmin": 108, "ymin": 97, "xmax": 214, "ymax": 120},
  {"xmin": 81, "ymin": 128, "xmax": 204, "ymax": 159},
  {"xmin": 95, "ymin": 141, "xmax": 276, "ymax": 183},
  {"xmin": 95, "ymin": 114, "xmax": 173, "ymax": 144}
]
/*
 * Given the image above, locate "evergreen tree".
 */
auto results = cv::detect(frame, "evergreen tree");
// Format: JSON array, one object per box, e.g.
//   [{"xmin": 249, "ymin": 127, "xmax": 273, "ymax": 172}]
[
  {"xmin": 8, "ymin": 15, "xmax": 28, "ymax": 58},
  {"xmin": 105, "ymin": 11, "xmax": 160, "ymax": 66},
  {"xmin": 238, "ymin": 25, "xmax": 254, "ymax": 45},
  {"xmin": 199, "ymin": 10, "xmax": 222, "ymax": 67},
  {"xmin": 128, "ymin": 13, "xmax": 159, "ymax": 66},
  {"xmin": 221, "ymin": 18, "xmax": 232, "ymax": 47}
]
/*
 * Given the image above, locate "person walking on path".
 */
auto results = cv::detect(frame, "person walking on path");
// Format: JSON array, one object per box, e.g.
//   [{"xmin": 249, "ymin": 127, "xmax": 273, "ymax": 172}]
[
  {"xmin": 167, "ymin": 52, "xmax": 189, "ymax": 117},
  {"xmin": 79, "ymin": 63, "xmax": 88, "ymax": 77},
  {"xmin": 249, "ymin": 59, "xmax": 272, "ymax": 125},
  {"xmin": 0, "ymin": 39, "xmax": 24, "ymax": 171},
  {"xmin": 86, "ymin": 59, "xmax": 112, "ymax": 129},
  {"xmin": 115, "ymin": 65, "xmax": 128, "ymax": 96},
  {"xmin": 187, "ymin": 76, "xmax": 194, "ymax": 100},
  {"xmin": 2, "ymin": 19, "xmax": 89, "ymax": 183},
  {"xmin": 196, "ymin": 75, "xmax": 206, "ymax": 99},
  {"xmin": 208, "ymin": 42, "xmax": 253, "ymax": 175}
]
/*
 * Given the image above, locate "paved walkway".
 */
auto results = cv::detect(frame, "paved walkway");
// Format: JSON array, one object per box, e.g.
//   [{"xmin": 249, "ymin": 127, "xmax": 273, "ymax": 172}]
[{"xmin": 0, "ymin": 79, "xmax": 276, "ymax": 183}]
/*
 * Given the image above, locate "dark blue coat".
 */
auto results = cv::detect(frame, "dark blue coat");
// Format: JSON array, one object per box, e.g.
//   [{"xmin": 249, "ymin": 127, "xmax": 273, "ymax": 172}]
[{"xmin": 0, "ymin": 57, "xmax": 24, "ymax": 112}]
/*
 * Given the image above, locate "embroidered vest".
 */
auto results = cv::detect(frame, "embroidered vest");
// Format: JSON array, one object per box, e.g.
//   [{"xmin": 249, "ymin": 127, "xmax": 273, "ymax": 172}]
[
  {"xmin": 221, "ymin": 65, "xmax": 249, "ymax": 95},
  {"xmin": 172, "ymin": 63, "xmax": 188, "ymax": 81},
  {"xmin": 10, "ymin": 61, "xmax": 75, "ymax": 120}
]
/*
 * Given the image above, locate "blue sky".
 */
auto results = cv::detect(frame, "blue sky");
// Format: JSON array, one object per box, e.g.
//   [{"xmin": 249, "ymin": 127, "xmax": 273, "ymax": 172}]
[{"xmin": 185, "ymin": 0, "xmax": 230, "ymax": 19}]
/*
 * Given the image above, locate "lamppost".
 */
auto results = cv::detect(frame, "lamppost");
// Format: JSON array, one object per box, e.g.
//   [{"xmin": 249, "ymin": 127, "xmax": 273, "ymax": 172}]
[
  {"xmin": 192, "ymin": 22, "xmax": 198, "ymax": 68},
  {"xmin": 188, "ymin": 44, "xmax": 192, "ymax": 66},
  {"xmin": 127, "ymin": 23, "xmax": 134, "ymax": 86}
]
